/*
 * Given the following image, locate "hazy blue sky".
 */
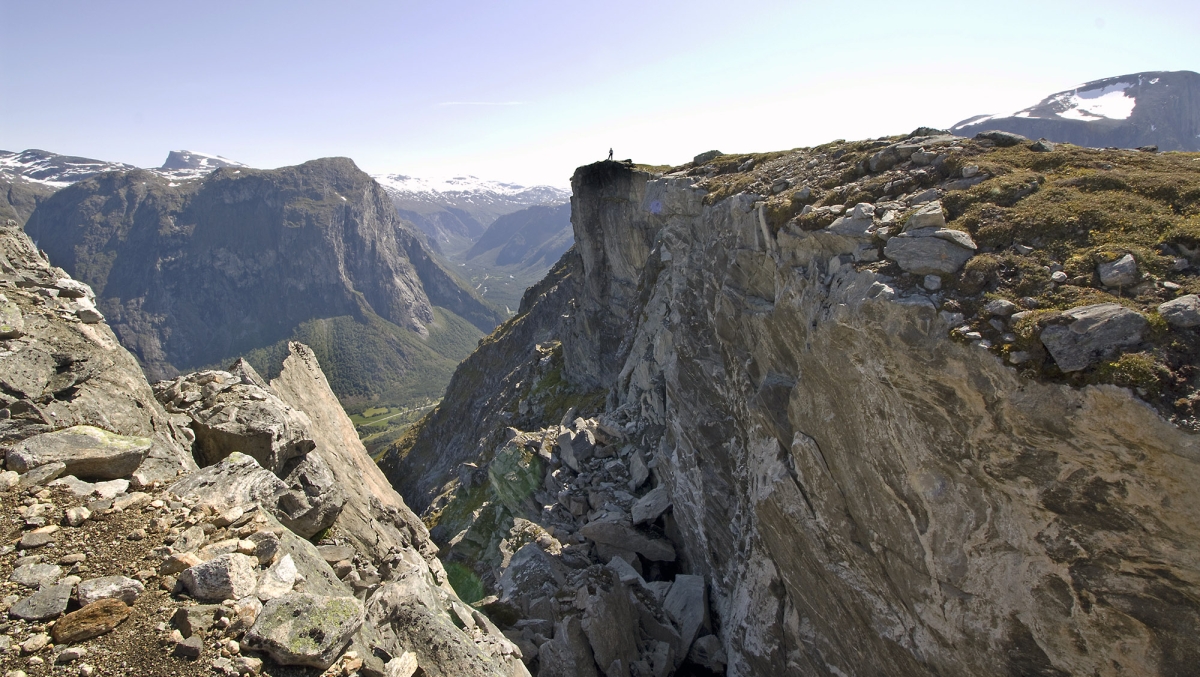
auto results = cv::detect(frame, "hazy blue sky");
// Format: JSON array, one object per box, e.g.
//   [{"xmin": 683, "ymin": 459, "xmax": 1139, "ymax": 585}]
[{"xmin": 2, "ymin": 0, "xmax": 1197, "ymax": 186}]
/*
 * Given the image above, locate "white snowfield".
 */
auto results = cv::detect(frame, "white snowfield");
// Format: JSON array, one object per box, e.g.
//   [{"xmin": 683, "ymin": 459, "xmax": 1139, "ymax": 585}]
[
  {"xmin": 0, "ymin": 148, "xmax": 246, "ymax": 187},
  {"xmin": 1051, "ymin": 82, "xmax": 1136, "ymax": 121},
  {"xmin": 373, "ymin": 172, "xmax": 569, "ymax": 207}
]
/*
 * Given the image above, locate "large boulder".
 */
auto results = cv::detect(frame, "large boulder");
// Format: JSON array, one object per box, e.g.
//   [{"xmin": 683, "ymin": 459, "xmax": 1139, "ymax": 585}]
[
  {"xmin": 243, "ymin": 592, "xmax": 365, "ymax": 669},
  {"xmin": 580, "ymin": 577, "xmax": 640, "ymax": 677},
  {"xmin": 663, "ymin": 575, "xmax": 708, "ymax": 661},
  {"xmin": 276, "ymin": 451, "xmax": 346, "ymax": 538},
  {"xmin": 178, "ymin": 553, "xmax": 259, "ymax": 602},
  {"xmin": 579, "ymin": 516, "xmax": 676, "ymax": 562},
  {"xmin": 154, "ymin": 370, "xmax": 315, "ymax": 473},
  {"xmin": 1040, "ymin": 303, "xmax": 1148, "ymax": 372},
  {"xmin": 884, "ymin": 228, "xmax": 976, "ymax": 275},
  {"xmin": 1158, "ymin": 294, "xmax": 1200, "ymax": 328},
  {"xmin": 3, "ymin": 425, "xmax": 151, "ymax": 480},
  {"xmin": 538, "ymin": 616, "xmax": 599, "ymax": 677}
]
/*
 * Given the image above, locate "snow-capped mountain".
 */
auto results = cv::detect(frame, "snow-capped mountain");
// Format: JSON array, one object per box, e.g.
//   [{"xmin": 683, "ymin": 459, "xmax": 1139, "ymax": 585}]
[
  {"xmin": 0, "ymin": 149, "xmax": 139, "ymax": 188},
  {"xmin": 951, "ymin": 70, "xmax": 1200, "ymax": 151},
  {"xmin": 373, "ymin": 172, "xmax": 570, "ymax": 256},
  {"xmin": 158, "ymin": 150, "xmax": 246, "ymax": 179}
]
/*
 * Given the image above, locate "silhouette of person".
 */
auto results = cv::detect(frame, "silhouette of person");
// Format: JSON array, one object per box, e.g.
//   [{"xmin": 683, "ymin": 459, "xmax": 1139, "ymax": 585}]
[{"xmin": 608, "ymin": 148, "xmax": 613, "ymax": 161}]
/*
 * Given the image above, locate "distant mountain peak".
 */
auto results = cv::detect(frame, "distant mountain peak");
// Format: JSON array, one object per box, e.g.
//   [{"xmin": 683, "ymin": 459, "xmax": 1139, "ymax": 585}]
[
  {"xmin": 951, "ymin": 70, "xmax": 1200, "ymax": 151},
  {"xmin": 372, "ymin": 173, "xmax": 569, "ymax": 201},
  {"xmin": 158, "ymin": 150, "xmax": 247, "ymax": 179}
]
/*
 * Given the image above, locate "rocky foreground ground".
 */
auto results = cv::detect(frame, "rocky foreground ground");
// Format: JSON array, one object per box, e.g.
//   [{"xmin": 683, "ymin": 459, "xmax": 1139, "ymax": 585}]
[{"xmin": 0, "ymin": 221, "xmax": 527, "ymax": 677}]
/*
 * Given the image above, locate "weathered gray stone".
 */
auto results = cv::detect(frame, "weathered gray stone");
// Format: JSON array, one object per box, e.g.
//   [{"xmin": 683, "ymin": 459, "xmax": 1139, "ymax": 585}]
[
  {"xmin": 172, "ymin": 604, "xmax": 220, "ymax": 637},
  {"xmin": 77, "ymin": 576, "xmax": 144, "ymax": 606},
  {"xmin": 884, "ymin": 230, "xmax": 975, "ymax": 275},
  {"xmin": 18, "ymin": 461, "xmax": 65, "ymax": 488},
  {"xmin": 4, "ymin": 426, "xmax": 151, "ymax": 480},
  {"xmin": 538, "ymin": 616, "xmax": 599, "ymax": 677},
  {"xmin": 693, "ymin": 151, "xmax": 722, "ymax": 165},
  {"xmin": 10, "ymin": 563, "xmax": 62, "ymax": 588},
  {"xmin": 247, "ymin": 530, "xmax": 282, "ymax": 566},
  {"xmin": 255, "ymin": 554, "xmax": 297, "ymax": 601},
  {"xmin": 663, "ymin": 576, "xmax": 707, "ymax": 659},
  {"xmin": 169, "ymin": 452, "xmax": 288, "ymax": 515},
  {"xmin": 1040, "ymin": 303, "xmax": 1148, "ymax": 372},
  {"xmin": 179, "ymin": 553, "xmax": 258, "ymax": 602},
  {"xmin": 904, "ymin": 201, "xmax": 947, "ymax": 231},
  {"xmin": 8, "ymin": 583, "xmax": 73, "ymax": 620},
  {"xmin": 18, "ymin": 531, "xmax": 55, "ymax": 549},
  {"xmin": 0, "ymin": 295, "xmax": 23, "ymax": 338},
  {"xmin": 49, "ymin": 475, "xmax": 95, "ymax": 496},
  {"xmin": 1098, "ymin": 253, "xmax": 1139, "ymax": 287},
  {"xmin": 65, "ymin": 506, "xmax": 91, "ymax": 527},
  {"xmin": 687, "ymin": 634, "xmax": 726, "ymax": 673},
  {"xmin": 243, "ymin": 592, "xmax": 364, "ymax": 669},
  {"xmin": 581, "ymin": 578, "xmax": 640, "ymax": 677},
  {"xmin": 580, "ymin": 516, "xmax": 676, "ymax": 562},
  {"xmin": 1158, "ymin": 294, "xmax": 1200, "ymax": 328},
  {"xmin": 499, "ymin": 544, "xmax": 565, "ymax": 615},
  {"xmin": 975, "ymin": 130, "xmax": 1029, "ymax": 146},
  {"xmin": 174, "ymin": 525, "xmax": 207, "ymax": 553},
  {"xmin": 276, "ymin": 451, "xmax": 346, "ymax": 538},
  {"xmin": 627, "ymin": 451, "xmax": 649, "ymax": 490},
  {"xmin": 92, "ymin": 479, "xmax": 129, "ymax": 499},
  {"xmin": 631, "ymin": 486, "xmax": 671, "ymax": 525}
]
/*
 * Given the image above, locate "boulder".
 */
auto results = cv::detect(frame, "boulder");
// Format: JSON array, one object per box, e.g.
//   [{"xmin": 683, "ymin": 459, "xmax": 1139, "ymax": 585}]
[
  {"xmin": 77, "ymin": 576, "xmax": 144, "ymax": 606},
  {"xmin": 10, "ymin": 562, "xmax": 62, "ymax": 588},
  {"xmin": 904, "ymin": 201, "xmax": 948, "ymax": 231},
  {"xmin": 499, "ymin": 544, "xmax": 565, "ymax": 615},
  {"xmin": 243, "ymin": 592, "xmax": 365, "ymax": 669},
  {"xmin": 631, "ymin": 486, "xmax": 671, "ymax": 525},
  {"xmin": 170, "ymin": 452, "xmax": 288, "ymax": 515},
  {"xmin": 4, "ymin": 426, "xmax": 151, "ymax": 480},
  {"xmin": 1098, "ymin": 254, "xmax": 1139, "ymax": 288},
  {"xmin": 17, "ymin": 461, "xmax": 66, "ymax": 488},
  {"xmin": 172, "ymin": 604, "xmax": 220, "ymax": 637},
  {"xmin": 627, "ymin": 451, "xmax": 649, "ymax": 490},
  {"xmin": 0, "ymin": 295, "xmax": 23, "ymax": 338},
  {"xmin": 687, "ymin": 634, "xmax": 727, "ymax": 673},
  {"xmin": 581, "ymin": 578, "xmax": 640, "ymax": 676},
  {"xmin": 884, "ymin": 229, "xmax": 976, "ymax": 275},
  {"xmin": 1158, "ymin": 294, "xmax": 1200, "ymax": 328},
  {"xmin": 255, "ymin": 554, "xmax": 298, "ymax": 601},
  {"xmin": 693, "ymin": 151, "xmax": 722, "ymax": 165},
  {"xmin": 179, "ymin": 553, "xmax": 259, "ymax": 602},
  {"xmin": 663, "ymin": 575, "xmax": 708, "ymax": 659},
  {"xmin": 1040, "ymin": 303, "xmax": 1148, "ymax": 372},
  {"xmin": 156, "ymin": 371, "xmax": 315, "ymax": 473},
  {"xmin": 580, "ymin": 516, "xmax": 676, "ymax": 562},
  {"xmin": 975, "ymin": 130, "xmax": 1029, "ymax": 147},
  {"xmin": 51, "ymin": 599, "xmax": 130, "ymax": 644},
  {"xmin": 9, "ymin": 583, "xmax": 73, "ymax": 620},
  {"xmin": 538, "ymin": 615, "xmax": 599, "ymax": 677}
]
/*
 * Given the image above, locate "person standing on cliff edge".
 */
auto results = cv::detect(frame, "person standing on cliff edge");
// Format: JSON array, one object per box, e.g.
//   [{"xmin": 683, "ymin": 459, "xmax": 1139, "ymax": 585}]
[{"xmin": 608, "ymin": 148, "xmax": 613, "ymax": 161}]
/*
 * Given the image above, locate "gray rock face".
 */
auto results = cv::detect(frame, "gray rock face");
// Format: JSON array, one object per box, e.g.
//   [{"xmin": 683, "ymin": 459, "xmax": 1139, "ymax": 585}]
[
  {"xmin": 538, "ymin": 616, "xmax": 599, "ymax": 677},
  {"xmin": 4, "ymin": 425, "xmax": 151, "ymax": 480},
  {"xmin": 255, "ymin": 554, "xmax": 297, "ymax": 601},
  {"xmin": 178, "ymin": 553, "xmax": 258, "ymax": 602},
  {"xmin": 170, "ymin": 452, "xmax": 290, "ymax": 516},
  {"xmin": 1098, "ymin": 253, "xmax": 1139, "ymax": 287},
  {"xmin": 407, "ymin": 162, "xmax": 1200, "ymax": 677},
  {"xmin": 884, "ymin": 229, "xmax": 976, "ymax": 274},
  {"xmin": 77, "ymin": 576, "xmax": 144, "ymax": 606},
  {"xmin": 244, "ymin": 592, "xmax": 365, "ymax": 669},
  {"xmin": 581, "ymin": 579, "xmax": 640, "ymax": 676},
  {"xmin": 9, "ymin": 583, "xmax": 73, "ymax": 620},
  {"xmin": 904, "ymin": 200, "xmax": 948, "ymax": 230},
  {"xmin": 1040, "ymin": 303, "xmax": 1148, "ymax": 372},
  {"xmin": 631, "ymin": 486, "xmax": 671, "ymax": 525},
  {"xmin": 1158, "ymin": 294, "xmax": 1200, "ymax": 328},
  {"xmin": 662, "ymin": 576, "xmax": 707, "ymax": 659},
  {"xmin": 974, "ymin": 130, "xmax": 1029, "ymax": 146}
]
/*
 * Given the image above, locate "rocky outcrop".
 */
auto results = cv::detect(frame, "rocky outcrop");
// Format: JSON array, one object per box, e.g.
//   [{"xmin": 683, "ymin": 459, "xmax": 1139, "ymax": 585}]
[
  {"xmin": 0, "ymin": 222, "xmax": 527, "ymax": 677},
  {"xmin": 23, "ymin": 157, "xmax": 501, "ymax": 407},
  {"xmin": 396, "ymin": 146, "xmax": 1200, "ymax": 676}
]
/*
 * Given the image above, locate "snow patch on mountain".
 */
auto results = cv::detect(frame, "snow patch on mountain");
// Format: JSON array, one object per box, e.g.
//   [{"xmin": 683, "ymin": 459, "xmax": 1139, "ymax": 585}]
[
  {"xmin": 373, "ymin": 173, "xmax": 570, "ymax": 209},
  {"xmin": 1052, "ymin": 82, "xmax": 1136, "ymax": 121},
  {"xmin": 0, "ymin": 149, "xmax": 138, "ymax": 188}
]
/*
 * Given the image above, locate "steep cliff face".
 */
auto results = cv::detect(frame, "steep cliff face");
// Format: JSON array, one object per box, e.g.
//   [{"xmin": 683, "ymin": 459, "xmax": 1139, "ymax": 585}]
[
  {"xmin": 395, "ymin": 140, "xmax": 1200, "ymax": 676},
  {"xmin": 23, "ymin": 158, "xmax": 502, "ymax": 407}
]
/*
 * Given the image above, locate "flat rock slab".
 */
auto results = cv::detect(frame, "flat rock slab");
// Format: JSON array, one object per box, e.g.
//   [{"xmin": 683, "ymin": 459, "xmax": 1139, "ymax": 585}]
[
  {"xmin": 53, "ymin": 599, "xmax": 131, "ymax": 644},
  {"xmin": 172, "ymin": 604, "xmax": 220, "ymax": 637},
  {"xmin": 1040, "ymin": 303, "xmax": 1148, "ymax": 372},
  {"xmin": 10, "ymin": 562, "xmax": 62, "ymax": 588},
  {"xmin": 1158, "ymin": 294, "xmax": 1200, "ymax": 328},
  {"xmin": 884, "ymin": 232, "xmax": 975, "ymax": 275},
  {"xmin": 18, "ymin": 531, "xmax": 55, "ymax": 549},
  {"xmin": 580, "ymin": 517, "xmax": 676, "ymax": 562},
  {"xmin": 5, "ymin": 425, "xmax": 151, "ymax": 480},
  {"xmin": 77, "ymin": 576, "xmax": 144, "ymax": 606},
  {"xmin": 18, "ymin": 461, "xmax": 66, "ymax": 488},
  {"xmin": 244, "ymin": 592, "xmax": 364, "ymax": 669},
  {"xmin": 632, "ymin": 486, "xmax": 672, "ymax": 525},
  {"xmin": 9, "ymin": 583, "xmax": 73, "ymax": 620},
  {"xmin": 179, "ymin": 553, "xmax": 258, "ymax": 602},
  {"xmin": 664, "ymin": 575, "xmax": 708, "ymax": 659}
]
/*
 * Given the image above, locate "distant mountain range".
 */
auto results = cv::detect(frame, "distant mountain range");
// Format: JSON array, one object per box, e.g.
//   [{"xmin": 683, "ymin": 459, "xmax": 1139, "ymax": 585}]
[
  {"xmin": 952, "ymin": 70, "xmax": 1200, "ymax": 151},
  {"xmin": 22, "ymin": 156, "xmax": 503, "ymax": 411}
]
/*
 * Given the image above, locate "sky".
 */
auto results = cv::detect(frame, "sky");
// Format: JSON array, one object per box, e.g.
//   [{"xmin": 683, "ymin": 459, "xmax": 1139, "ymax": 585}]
[{"xmin": 1, "ymin": 0, "xmax": 1198, "ymax": 187}]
